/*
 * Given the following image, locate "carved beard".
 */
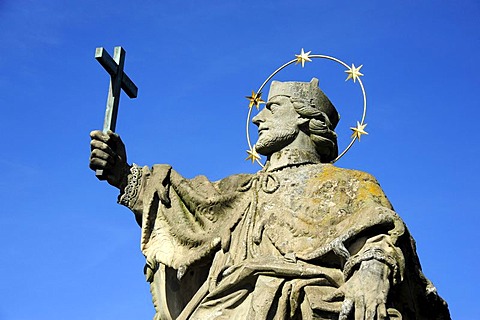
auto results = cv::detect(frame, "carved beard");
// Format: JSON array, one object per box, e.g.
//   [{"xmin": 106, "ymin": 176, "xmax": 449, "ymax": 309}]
[{"xmin": 255, "ymin": 127, "xmax": 298, "ymax": 156}]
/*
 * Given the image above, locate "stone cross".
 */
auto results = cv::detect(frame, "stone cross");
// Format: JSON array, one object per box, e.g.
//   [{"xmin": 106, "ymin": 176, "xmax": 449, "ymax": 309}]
[{"xmin": 95, "ymin": 46, "xmax": 138, "ymax": 179}]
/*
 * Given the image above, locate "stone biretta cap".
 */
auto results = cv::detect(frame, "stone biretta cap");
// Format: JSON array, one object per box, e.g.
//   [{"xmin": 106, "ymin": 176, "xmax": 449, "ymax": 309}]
[{"xmin": 267, "ymin": 78, "xmax": 340, "ymax": 128}]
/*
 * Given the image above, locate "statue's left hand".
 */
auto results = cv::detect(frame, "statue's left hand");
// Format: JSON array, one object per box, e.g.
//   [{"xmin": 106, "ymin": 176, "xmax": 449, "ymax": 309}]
[{"xmin": 326, "ymin": 259, "xmax": 390, "ymax": 320}]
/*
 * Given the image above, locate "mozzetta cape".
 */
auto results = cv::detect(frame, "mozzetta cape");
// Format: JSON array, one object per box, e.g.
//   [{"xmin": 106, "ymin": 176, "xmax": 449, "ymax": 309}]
[{"xmin": 120, "ymin": 159, "xmax": 449, "ymax": 320}]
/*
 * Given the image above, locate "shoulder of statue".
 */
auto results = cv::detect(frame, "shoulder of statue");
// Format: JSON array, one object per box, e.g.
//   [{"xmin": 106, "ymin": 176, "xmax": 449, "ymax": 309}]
[
  {"xmin": 147, "ymin": 165, "xmax": 254, "ymax": 196},
  {"xmin": 318, "ymin": 164, "xmax": 379, "ymax": 183},
  {"xmin": 215, "ymin": 173, "xmax": 254, "ymax": 193},
  {"xmin": 347, "ymin": 168, "xmax": 379, "ymax": 183}
]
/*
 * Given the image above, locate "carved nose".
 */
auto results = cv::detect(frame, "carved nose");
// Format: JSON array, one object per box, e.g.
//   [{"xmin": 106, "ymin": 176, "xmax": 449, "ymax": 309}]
[{"xmin": 252, "ymin": 109, "xmax": 265, "ymax": 126}]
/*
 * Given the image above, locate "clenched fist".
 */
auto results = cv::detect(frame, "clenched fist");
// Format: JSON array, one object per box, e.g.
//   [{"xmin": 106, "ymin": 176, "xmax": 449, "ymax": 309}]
[{"xmin": 89, "ymin": 130, "xmax": 130, "ymax": 190}]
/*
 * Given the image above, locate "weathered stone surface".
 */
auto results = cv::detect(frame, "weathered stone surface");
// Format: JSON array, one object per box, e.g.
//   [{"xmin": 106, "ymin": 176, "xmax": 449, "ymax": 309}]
[{"xmin": 90, "ymin": 79, "xmax": 450, "ymax": 319}]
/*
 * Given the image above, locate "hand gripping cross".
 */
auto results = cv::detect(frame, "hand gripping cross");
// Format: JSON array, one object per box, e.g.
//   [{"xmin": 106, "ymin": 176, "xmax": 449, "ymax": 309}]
[{"xmin": 95, "ymin": 46, "xmax": 138, "ymax": 180}]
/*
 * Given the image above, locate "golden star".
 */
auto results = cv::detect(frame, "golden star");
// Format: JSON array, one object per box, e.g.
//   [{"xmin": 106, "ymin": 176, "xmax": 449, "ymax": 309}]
[
  {"xmin": 345, "ymin": 64, "xmax": 364, "ymax": 82},
  {"xmin": 246, "ymin": 146, "xmax": 261, "ymax": 163},
  {"xmin": 350, "ymin": 121, "xmax": 368, "ymax": 141},
  {"xmin": 245, "ymin": 90, "xmax": 265, "ymax": 110},
  {"xmin": 295, "ymin": 48, "xmax": 312, "ymax": 68}
]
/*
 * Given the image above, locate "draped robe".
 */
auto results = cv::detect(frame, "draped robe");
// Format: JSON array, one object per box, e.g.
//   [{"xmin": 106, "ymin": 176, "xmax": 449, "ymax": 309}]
[{"xmin": 120, "ymin": 151, "xmax": 449, "ymax": 320}]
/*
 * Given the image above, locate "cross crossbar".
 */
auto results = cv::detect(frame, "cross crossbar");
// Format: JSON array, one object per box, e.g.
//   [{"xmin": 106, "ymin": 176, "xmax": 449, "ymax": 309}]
[
  {"xmin": 95, "ymin": 46, "xmax": 138, "ymax": 133},
  {"xmin": 95, "ymin": 47, "xmax": 138, "ymax": 99}
]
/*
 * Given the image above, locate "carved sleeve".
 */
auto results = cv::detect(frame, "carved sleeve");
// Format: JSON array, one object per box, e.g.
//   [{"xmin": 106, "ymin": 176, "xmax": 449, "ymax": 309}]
[
  {"xmin": 117, "ymin": 163, "xmax": 154, "ymax": 226},
  {"xmin": 344, "ymin": 234, "xmax": 405, "ymax": 285},
  {"xmin": 118, "ymin": 163, "xmax": 143, "ymax": 208}
]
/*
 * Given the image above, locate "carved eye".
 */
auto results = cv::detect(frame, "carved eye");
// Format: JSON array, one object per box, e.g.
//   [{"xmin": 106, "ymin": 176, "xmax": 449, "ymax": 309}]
[{"xmin": 269, "ymin": 103, "xmax": 279, "ymax": 113}]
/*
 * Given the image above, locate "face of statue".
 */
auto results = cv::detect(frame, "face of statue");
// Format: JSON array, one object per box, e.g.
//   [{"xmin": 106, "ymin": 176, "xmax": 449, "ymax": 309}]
[{"xmin": 252, "ymin": 95, "xmax": 303, "ymax": 155}]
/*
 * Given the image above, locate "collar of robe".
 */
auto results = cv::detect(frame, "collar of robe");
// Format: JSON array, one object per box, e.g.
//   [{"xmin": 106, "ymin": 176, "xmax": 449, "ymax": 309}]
[
  {"xmin": 238, "ymin": 148, "xmax": 322, "ymax": 194},
  {"xmin": 265, "ymin": 148, "xmax": 322, "ymax": 172}
]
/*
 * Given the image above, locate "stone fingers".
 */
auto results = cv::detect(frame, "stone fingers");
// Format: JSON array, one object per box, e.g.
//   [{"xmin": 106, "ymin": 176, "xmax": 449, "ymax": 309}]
[
  {"xmin": 355, "ymin": 296, "xmax": 365, "ymax": 320},
  {"xmin": 365, "ymin": 305, "xmax": 376, "ymax": 320},
  {"xmin": 90, "ymin": 130, "xmax": 122, "ymax": 148},
  {"xmin": 377, "ymin": 303, "xmax": 387, "ymax": 320},
  {"xmin": 90, "ymin": 149, "xmax": 114, "ymax": 170},
  {"xmin": 366, "ymin": 297, "xmax": 387, "ymax": 320},
  {"xmin": 90, "ymin": 139, "xmax": 116, "ymax": 157},
  {"xmin": 106, "ymin": 130, "xmax": 122, "ymax": 144},
  {"xmin": 90, "ymin": 130, "xmax": 109, "ymax": 143},
  {"xmin": 89, "ymin": 157, "xmax": 108, "ymax": 171},
  {"xmin": 339, "ymin": 297, "xmax": 387, "ymax": 320},
  {"xmin": 339, "ymin": 298, "xmax": 353, "ymax": 320},
  {"xmin": 90, "ymin": 135, "xmax": 118, "ymax": 173},
  {"xmin": 91, "ymin": 148, "xmax": 115, "ymax": 164}
]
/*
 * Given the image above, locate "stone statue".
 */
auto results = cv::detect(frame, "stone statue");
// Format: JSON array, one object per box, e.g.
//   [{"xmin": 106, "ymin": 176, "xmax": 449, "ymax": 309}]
[{"xmin": 90, "ymin": 79, "xmax": 450, "ymax": 320}]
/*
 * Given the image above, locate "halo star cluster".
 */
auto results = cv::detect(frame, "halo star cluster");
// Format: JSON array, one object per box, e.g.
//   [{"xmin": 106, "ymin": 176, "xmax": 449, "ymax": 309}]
[{"xmin": 245, "ymin": 49, "xmax": 368, "ymax": 167}]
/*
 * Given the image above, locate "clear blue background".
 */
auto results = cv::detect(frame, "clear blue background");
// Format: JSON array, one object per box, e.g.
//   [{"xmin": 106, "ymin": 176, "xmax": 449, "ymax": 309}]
[{"xmin": 0, "ymin": 1, "xmax": 478, "ymax": 319}]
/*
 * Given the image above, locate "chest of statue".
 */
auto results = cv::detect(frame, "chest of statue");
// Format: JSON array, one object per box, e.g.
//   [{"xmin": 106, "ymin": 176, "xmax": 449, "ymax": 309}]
[{"xmin": 224, "ymin": 164, "xmax": 358, "ymax": 263}]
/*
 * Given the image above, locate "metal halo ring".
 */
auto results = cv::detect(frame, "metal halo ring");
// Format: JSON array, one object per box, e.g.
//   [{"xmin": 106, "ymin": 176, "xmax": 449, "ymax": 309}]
[{"xmin": 246, "ymin": 52, "xmax": 367, "ymax": 166}]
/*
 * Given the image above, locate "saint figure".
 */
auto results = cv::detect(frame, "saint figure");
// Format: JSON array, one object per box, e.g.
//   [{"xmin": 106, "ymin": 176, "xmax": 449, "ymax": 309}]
[{"xmin": 90, "ymin": 79, "xmax": 450, "ymax": 320}]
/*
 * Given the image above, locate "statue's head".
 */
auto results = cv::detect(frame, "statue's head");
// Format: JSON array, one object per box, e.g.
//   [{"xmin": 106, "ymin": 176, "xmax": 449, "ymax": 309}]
[{"xmin": 252, "ymin": 78, "xmax": 339, "ymax": 162}]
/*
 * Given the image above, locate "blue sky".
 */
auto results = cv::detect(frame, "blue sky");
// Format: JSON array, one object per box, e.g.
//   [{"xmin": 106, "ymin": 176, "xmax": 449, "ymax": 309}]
[{"xmin": 0, "ymin": 1, "xmax": 478, "ymax": 319}]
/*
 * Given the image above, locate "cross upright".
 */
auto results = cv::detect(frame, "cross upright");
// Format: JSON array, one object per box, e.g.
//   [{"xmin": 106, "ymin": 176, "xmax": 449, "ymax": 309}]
[
  {"xmin": 95, "ymin": 46, "xmax": 138, "ymax": 180},
  {"xmin": 95, "ymin": 46, "xmax": 138, "ymax": 133}
]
